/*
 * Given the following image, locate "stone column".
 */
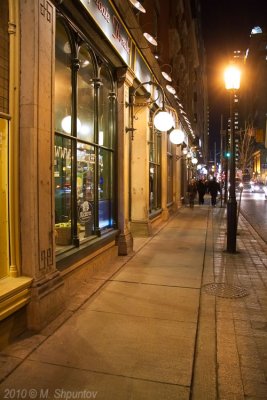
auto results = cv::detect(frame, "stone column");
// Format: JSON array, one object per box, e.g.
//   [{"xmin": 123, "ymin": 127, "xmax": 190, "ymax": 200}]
[
  {"xmin": 116, "ymin": 68, "xmax": 134, "ymax": 254},
  {"xmin": 130, "ymin": 98, "xmax": 152, "ymax": 236},
  {"xmin": 20, "ymin": 0, "xmax": 64, "ymax": 331}
]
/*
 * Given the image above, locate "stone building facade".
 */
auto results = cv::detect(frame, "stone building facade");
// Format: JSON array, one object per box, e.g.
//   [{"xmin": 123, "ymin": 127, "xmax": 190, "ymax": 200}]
[{"xmin": 0, "ymin": 0, "xmax": 208, "ymax": 348}]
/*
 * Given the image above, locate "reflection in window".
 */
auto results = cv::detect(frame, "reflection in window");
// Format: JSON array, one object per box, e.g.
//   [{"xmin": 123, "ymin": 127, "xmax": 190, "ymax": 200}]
[
  {"xmin": 55, "ymin": 20, "xmax": 72, "ymax": 135},
  {"xmin": 167, "ymin": 134, "xmax": 173, "ymax": 204},
  {"xmin": 0, "ymin": 0, "xmax": 9, "ymax": 114},
  {"xmin": 77, "ymin": 45, "xmax": 94, "ymax": 142},
  {"xmin": 54, "ymin": 15, "xmax": 116, "ymax": 253},
  {"xmin": 77, "ymin": 142, "xmax": 95, "ymax": 240},
  {"xmin": 0, "ymin": 118, "xmax": 9, "ymax": 277},
  {"xmin": 149, "ymin": 114, "xmax": 161, "ymax": 213},
  {"xmin": 54, "ymin": 135, "xmax": 72, "ymax": 246},
  {"xmin": 99, "ymin": 66, "xmax": 114, "ymax": 149},
  {"xmin": 99, "ymin": 148, "xmax": 113, "ymax": 228}
]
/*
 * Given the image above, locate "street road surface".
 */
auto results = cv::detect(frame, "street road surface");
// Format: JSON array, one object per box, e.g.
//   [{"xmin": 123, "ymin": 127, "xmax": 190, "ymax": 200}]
[{"xmin": 239, "ymin": 189, "xmax": 267, "ymax": 243}]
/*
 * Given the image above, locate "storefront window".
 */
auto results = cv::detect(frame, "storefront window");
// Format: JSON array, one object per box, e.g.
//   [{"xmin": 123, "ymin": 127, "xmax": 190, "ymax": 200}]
[
  {"xmin": 167, "ymin": 134, "xmax": 173, "ymax": 204},
  {"xmin": 0, "ymin": 118, "xmax": 9, "ymax": 277},
  {"xmin": 0, "ymin": 0, "xmax": 9, "ymax": 114},
  {"xmin": 77, "ymin": 142, "xmax": 95, "ymax": 239},
  {"xmin": 149, "ymin": 116, "xmax": 161, "ymax": 213},
  {"xmin": 77, "ymin": 45, "xmax": 94, "ymax": 143},
  {"xmin": 55, "ymin": 20, "xmax": 72, "ymax": 135},
  {"xmin": 54, "ymin": 135, "xmax": 72, "ymax": 247},
  {"xmin": 0, "ymin": 0, "xmax": 9, "ymax": 278},
  {"xmin": 99, "ymin": 66, "xmax": 114, "ymax": 149},
  {"xmin": 99, "ymin": 148, "xmax": 113, "ymax": 228},
  {"xmin": 54, "ymin": 16, "xmax": 116, "ymax": 253}
]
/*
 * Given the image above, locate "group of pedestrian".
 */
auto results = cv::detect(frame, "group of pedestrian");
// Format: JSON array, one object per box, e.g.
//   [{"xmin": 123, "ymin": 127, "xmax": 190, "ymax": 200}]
[{"xmin": 187, "ymin": 177, "xmax": 221, "ymax": 208}]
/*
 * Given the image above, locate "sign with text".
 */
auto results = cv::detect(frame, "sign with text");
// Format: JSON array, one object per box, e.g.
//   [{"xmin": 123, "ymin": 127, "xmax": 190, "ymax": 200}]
[{"xmin": 79, "ymin": 0, "xmax": 131, "ymax": 65}]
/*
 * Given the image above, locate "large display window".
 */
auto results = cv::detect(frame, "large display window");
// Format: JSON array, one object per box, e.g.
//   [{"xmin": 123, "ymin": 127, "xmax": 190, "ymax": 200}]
[
  {"xmin": 149, "ymin": 113, "xmax": 161, "ymax": 213},
  {"xmin": 167, "ymin": 134, "xmax": 173, "ymax": 204},
  {"xmin": 0, "ymin": 118, "xmax": 9, "ymax": 278},
  {"xmin": 0, "ymin": 0, "xmax": 9, "ymax": 278},
  {"xmin": 54, "ymin": 17, "xmax": 116, "ymax": 253}
]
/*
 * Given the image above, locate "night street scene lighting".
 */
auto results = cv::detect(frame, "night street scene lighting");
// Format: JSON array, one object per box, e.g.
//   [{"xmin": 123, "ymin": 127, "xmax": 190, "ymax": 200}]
[{"xmin": 224, "ymin": 65, "xmax": 241, "ymax": 253}]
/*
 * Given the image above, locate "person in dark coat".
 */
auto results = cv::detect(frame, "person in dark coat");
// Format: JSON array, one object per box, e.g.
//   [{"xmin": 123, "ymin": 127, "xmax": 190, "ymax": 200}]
[
  {"xmin": 208, "ymin": 177, "xmax": 221, "ymax": 206},
  {"xmin": 196, "ymin": 179, "xmax": 206, "ymax": 205},
  {"xmin": 187, "ymin": 179, "xmax": 197, "ymax": 208}
]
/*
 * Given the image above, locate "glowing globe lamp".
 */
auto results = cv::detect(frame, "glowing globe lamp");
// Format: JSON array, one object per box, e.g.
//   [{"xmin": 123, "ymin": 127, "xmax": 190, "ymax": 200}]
[
  {"xmin": 169, "ymin": 129, "xmax": 184, "ymax": 145},
  {"xmin": 154, "ymin": 111, "xmax": 174, "ymax": 132}
]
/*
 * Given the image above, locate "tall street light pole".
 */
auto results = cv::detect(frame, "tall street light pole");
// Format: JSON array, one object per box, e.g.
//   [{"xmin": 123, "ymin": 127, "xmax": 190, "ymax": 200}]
[{"xmin": 224, "ymin": 65, "xmax": 241, "ymax": 253}]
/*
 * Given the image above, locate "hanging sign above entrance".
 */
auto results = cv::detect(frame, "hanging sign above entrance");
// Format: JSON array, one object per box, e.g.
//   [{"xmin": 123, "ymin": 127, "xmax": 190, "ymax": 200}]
[{"xmin": 79, "ymin": 0, "xmax": 131, "ymax": 66}]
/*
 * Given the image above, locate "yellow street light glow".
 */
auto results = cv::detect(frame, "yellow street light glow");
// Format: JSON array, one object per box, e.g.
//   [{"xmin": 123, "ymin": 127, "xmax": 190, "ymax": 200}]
[{"xmin": 224, "ymin": 66, "xmax": 241, "ymax": 90}]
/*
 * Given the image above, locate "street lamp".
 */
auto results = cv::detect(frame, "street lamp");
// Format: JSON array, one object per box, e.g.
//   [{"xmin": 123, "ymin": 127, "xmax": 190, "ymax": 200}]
[{"xmin": 224, "ymin": 65, "xmax": 241, "ymax": 253}]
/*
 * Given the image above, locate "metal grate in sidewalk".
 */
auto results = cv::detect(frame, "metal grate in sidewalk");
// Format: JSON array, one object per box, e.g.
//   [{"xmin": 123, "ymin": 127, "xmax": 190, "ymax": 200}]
[{"xmin": 202, "ymin": 282, "xmax": 249, "ymax": 298}]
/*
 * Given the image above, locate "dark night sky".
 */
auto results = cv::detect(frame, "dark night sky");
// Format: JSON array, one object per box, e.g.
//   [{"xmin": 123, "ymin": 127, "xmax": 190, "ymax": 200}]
[{"xmin": 200, "ymin": 0, "xmax": 267, "ymax": 160}]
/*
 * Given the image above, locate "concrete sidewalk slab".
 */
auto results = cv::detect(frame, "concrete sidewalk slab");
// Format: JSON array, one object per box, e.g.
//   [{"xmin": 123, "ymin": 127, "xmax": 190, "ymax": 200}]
[
  {"xmin": 0, "ymin": 207, "xmax": 210, "ymax": 400},
  {"xmin": 1, "ymin": 206, "xmax": 266, "ymax": 399},
  {"xmin": 82, "ymin": 281, "xmax": 199, "ymax": 323},
  {"xmin": 0, "ymin": 359, "xmax": 190, "ymax": 400},
  {"xmin": 28, "ymin": 310, "xmax": 196, "ymax": 386}
]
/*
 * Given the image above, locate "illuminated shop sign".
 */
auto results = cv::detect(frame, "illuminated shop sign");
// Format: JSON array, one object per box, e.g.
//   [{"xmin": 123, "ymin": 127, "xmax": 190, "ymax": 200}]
[{"xmin": 79, "ymin": 0, "xmax": 131, "ymax": 65}]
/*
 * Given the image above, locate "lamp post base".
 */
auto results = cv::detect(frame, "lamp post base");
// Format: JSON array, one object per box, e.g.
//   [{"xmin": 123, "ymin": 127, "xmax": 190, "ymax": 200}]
[{"xmin": 227, "ymin": 198, "xmax": 237, "ymax": 253}]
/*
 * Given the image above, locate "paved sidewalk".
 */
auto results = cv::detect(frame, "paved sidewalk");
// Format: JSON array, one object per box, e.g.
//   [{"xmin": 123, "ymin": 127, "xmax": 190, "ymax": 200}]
[{"xmin": 0, "ymin": 206, "xmax": 266, "ymax": 400}]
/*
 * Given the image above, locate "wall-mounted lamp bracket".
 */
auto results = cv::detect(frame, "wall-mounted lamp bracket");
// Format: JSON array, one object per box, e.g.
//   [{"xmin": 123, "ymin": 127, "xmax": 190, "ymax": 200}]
[
  {"xmin": 126, "ymin": 80, "xmax": 167, "ymax": 140},
  {"xmin": 125, "ymin": 127, "xmax": 136, "ymax": 140}
]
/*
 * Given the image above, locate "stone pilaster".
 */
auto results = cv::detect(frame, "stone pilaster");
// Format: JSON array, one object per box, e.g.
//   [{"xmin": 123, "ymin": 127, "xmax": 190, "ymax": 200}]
[
  {"xmin": 130, "ymin": 97, "xmax": 152, "ymax": 237},
  {"xmin": 116, "ymin": 68, "xmax": 134, "ymax": 254},
  {"xmin": 20, "ymin": 0, "xmax": 64, "ymax": 331}
]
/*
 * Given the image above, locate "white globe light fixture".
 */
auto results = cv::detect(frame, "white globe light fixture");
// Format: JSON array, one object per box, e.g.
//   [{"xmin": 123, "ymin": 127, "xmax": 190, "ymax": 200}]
[
  {"xmin": 191, "ymin": 157, "xmax": 198, "ymax": 165},
  {"xmin": 154, "ymin": 110, "xmax": 174, "ymax": 132},
  {"xmin": 169, "ymin": 129, "xmax": 184, "ymax": 145}
]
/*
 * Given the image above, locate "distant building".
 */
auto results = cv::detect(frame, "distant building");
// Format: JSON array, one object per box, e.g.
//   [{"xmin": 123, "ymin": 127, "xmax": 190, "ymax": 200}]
[{"xmin": 243, "ymin": 26, "xmax": 267, "ymax": 180}]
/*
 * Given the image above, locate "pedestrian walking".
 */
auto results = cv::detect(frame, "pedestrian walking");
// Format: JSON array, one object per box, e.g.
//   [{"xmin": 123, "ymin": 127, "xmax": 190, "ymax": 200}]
[
  {"xmin": 208, "ymin": 177, "xmax": 221, "ymax": 207},
  {"xmin": 187, "ymin": 179, "xmax": 197, "ymax": 208},
  {"xmin": 196, "ymin": 179, "xmax": 206, "ymax": 205}
]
